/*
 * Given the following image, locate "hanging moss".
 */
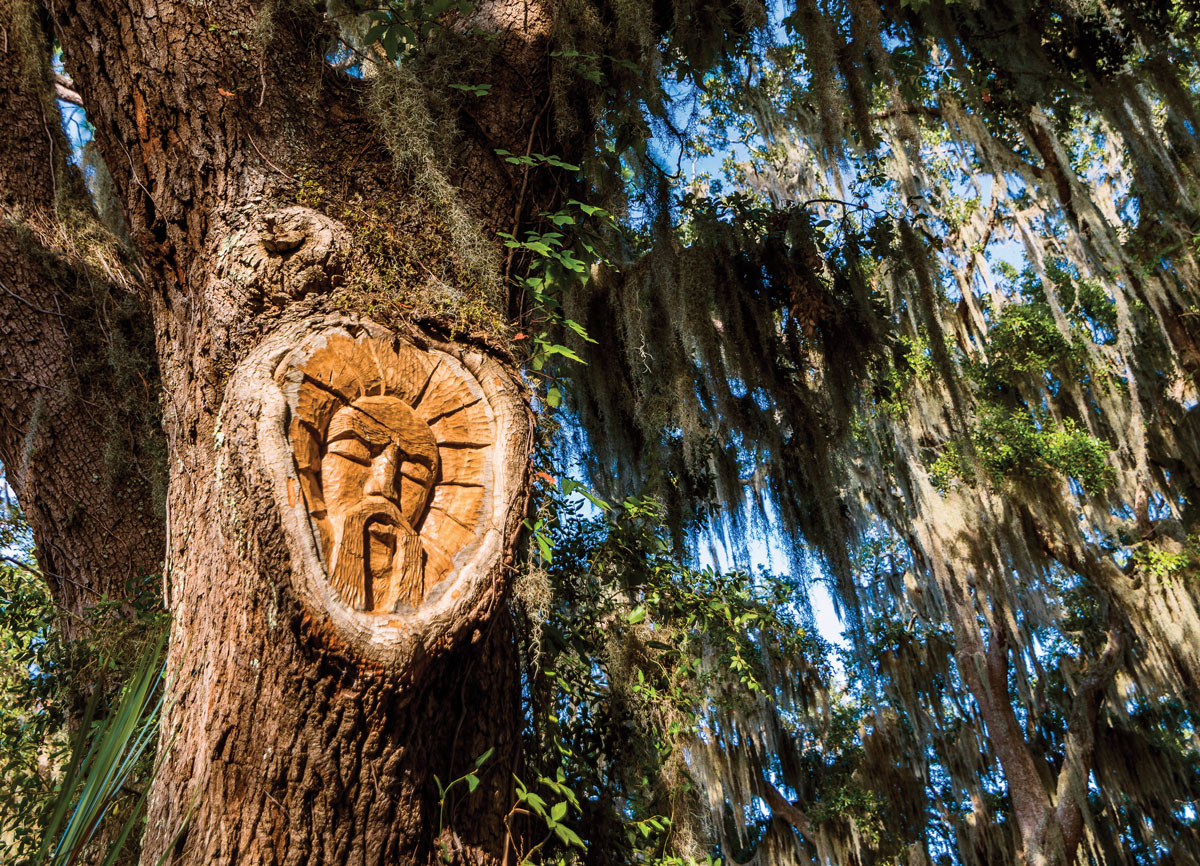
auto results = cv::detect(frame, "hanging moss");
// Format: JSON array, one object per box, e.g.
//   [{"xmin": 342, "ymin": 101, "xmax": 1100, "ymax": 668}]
[{"xmin": 530, "ymin": 0, "xmax": 1200, "ymax": 859}]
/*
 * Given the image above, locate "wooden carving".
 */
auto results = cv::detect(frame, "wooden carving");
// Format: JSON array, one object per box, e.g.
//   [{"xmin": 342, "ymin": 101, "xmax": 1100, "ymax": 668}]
[
  {"xmin": 228, "ymin": 318, "xmax": 529, "ymax": 670},
  {"xmin": 285, "ymin": 332, "xmax": 493, "ymax": 612}
]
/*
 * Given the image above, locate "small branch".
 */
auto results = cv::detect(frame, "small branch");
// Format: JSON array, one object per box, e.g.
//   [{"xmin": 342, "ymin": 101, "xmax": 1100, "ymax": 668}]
[
  {"xmin": 247, "ymin": 134, "xmax": 296, "ymax": 181},
  {"xmin": 790, "ymin": 197, "xmax": 893, "ymax": 220},
  {"xmin": 1052, "ymin": 610, "xmax": 1126, "ymax": 859},
  {"xmin": 1, "ymin": 554, "xmax": 105, "ymax": 600},
  {"xmin": 55, "ymin": 82, "xmax": 83, "ymax": 107},
  {"xmin": 502, "ymin": 91, "xmax": 553, "ymax": 285},
  {"xmin": 0, "ymin": 277, "xmax": 64, "ymax": 317},
  {"xmin": 962, "ymin": 197, "xmax": 1001, "ymax": 289},
  {"xmin": 761, "ymin": 779, "xmax": 817, "ymax": 844},
  {"xmin": 872, "ymin": 103, "xmax": 943, "ymax": 122}
]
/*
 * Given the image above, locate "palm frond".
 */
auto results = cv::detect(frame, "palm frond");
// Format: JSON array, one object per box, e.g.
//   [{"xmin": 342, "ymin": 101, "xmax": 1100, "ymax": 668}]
[{"xmin": 35, "ymin": 627, "xmax": 169, "ymax": 866}]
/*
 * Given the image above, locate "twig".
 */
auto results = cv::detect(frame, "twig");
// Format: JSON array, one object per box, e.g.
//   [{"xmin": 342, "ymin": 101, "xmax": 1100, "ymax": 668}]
[
  {"xmin": 1, "ymin": 554, "xmax": 106, "ymax": 598},
  {"xmin": 345, "ymin": 139, "xmax": 373, "ymax": 174},
  {"xmin": 502, "ymin": 805, "xmax": 532, "ymax": 866},
  {"xmin": 38, "ymin": 87, "xmax": 57, "ymax": 204},
  {"xmin": 247, "ymin": 133, "xmax": 296, "ymax": 181},
  {"xmin": 962, "ymin": 197, "xmax": 1001, "ymax": 289},
  {"xmin": 0, "ymin": 278, "xmax": 63, "ymax": 316},
  {"xmin": 502, "ymin": 92, "xmax": 553, "ymax": 284}
]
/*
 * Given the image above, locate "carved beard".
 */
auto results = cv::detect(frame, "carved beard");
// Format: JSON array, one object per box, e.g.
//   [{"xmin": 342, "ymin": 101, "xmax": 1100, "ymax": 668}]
[{"xmin": 327, "ymin": 497, "xmax": 425, "ymax": 612}]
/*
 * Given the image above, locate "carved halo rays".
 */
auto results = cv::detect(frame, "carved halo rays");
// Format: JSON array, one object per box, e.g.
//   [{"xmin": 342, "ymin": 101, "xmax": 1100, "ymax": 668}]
[{"xmin": 233, "ymin": 317, "xmax": 527, "ymax": 670}]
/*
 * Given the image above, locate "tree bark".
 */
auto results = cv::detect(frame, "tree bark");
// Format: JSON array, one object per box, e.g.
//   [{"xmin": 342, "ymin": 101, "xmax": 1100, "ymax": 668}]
[
  {"xmin": 36, "ymin": 1, "xmax": 553, "ymax": 863},
  {"xmin": 0, "ymin": 0, "xmax": 164, "ymax": 628}
]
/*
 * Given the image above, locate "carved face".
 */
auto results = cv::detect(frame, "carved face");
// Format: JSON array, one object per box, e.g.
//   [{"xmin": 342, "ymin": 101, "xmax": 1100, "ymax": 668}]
[
  {"xmin": 257, "ymin": 325, "xmax": 520, "ymax": 669},
  {"xmin": 319, "ymin": 396, "xmax": 440, "ymax": 612},
  {"xmin": 280, "ymin": 331, "xmax": 494, "ymax": 621},
  {"xmin": 322, "ymin": 396, "xmax": 440, "ymax": 527}
]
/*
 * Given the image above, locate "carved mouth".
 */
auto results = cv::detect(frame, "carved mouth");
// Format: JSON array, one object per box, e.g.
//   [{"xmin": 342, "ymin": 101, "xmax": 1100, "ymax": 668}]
[
  {"xmin": 366, "ymin": 519, "xmax": 397, "ymax": 565},
  {"xmin": 367, "ymin": 520, "xmax": 396, "ymax": 543},
  {"xmin": 364, "ymin": 519, "xmax": 398, "ymax": 607}
]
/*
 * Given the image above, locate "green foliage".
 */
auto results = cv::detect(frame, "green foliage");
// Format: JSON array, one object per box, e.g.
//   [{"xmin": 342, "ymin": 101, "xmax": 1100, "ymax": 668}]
[
  {"xmin": 508, "ymin": 770, "xmax": 587, "ymax": 864},
  {"xmin": 1131, "ymin": 538, "xmax": 1196, "ymax": 586},
  {"xmin": 974, "ymin": 409, "xmax": 1116, "ymax": 494},
  {"xmin": 503, "ymin": 195, "xmax": 614, "ymax": 384},
  {"xmin": 981, "ymin": 302, "xmax": 1082, "ymax": 386},
  {"xmin": 521, "ymin": 0, "xmax": 1200, "ymax": 857},
  {"xmin": 24, "ymin": 0, "xmax": 1200, "ymax": 862},
  {"xmin": 360, "ymin": 0, "xmax": 476, "ymax": 61},
  {"xmin": 509, "ymin": 466, "xmax": 910, "ymax": 863},
  {"xmin": 0, "ymin": 503, "xmax": 168, "ymax": 866},
  {"xmin": 35, "ymin": 627, "xmax": 170, "ymax": 866},
  {"xmin": 928, "ymin": 410, "xmax": 1116, "ymax": 494},
  {"xmin": 880, "ymin": 333, "xmax": 934, "ymax": 417},
  {"xmin": 434, "ymin": 747, "xmax": 493, "ymax": 824},
  {"xmin": 0, "ymin": 557, "xmax": 58, "ymax": 860}
]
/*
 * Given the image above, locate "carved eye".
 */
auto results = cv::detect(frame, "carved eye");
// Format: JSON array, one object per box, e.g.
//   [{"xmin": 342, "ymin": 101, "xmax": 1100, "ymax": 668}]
[
  {"xmin": 326, "ymin": 436, "xmax": 370, "ymax": 465},
  {"xmin": 402, "ymin": 465, "xmax": 431, "ymax": 487}
]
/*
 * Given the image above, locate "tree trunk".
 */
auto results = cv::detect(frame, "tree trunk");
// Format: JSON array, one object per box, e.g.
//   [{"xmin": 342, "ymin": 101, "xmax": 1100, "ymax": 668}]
[
  {"xmin": 32, "ymin": 1, "xmax": 555, "ymax": 862},
  {"xmin": 0, "ymin": 0, "xmax": 164, "ymax": 628},
  {"xmin": 913, "ymin": 486, "xmax": 1120, "ymax": 866}
]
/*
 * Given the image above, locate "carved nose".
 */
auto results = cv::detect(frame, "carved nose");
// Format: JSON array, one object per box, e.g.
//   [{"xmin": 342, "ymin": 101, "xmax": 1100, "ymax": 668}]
[{"xmin": 363, "ymin": 443, "xmax": 400, "ymax": 502}]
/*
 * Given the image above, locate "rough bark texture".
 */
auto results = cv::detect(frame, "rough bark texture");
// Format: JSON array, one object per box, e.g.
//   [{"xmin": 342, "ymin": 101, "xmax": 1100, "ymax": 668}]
[
  {"xmin": 28, "ymin": 0, "xmax": 556, "ymax": 862},
  {"xmin": 0, "ymin": 1, "xmax": 165, "ymax": 626}
]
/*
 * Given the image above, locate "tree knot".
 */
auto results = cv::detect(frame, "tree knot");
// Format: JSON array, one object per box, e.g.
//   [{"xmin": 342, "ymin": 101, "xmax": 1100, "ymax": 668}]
[{"xmin": 241, "ymin": 206, "xmax": 351, "ymax": 302}]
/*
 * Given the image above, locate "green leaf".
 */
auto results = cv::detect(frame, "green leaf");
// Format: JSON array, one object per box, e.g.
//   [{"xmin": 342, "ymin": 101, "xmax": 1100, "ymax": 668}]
[
  {"xmin": 363, "ymin": 23, "xmax": 388, "ymax": 44},
  {"xmin": 564, "ymin": 318, "xmax": 597, "ymax": 343},
  {"xmin": 554, "ymin": 823, "xmax": 586, "ymax": 848},
  {"xmin": 627, "ymin": 606, "xmax": 647, "ymax": 625},
  {"xmin": 543, "ymin": 344, "xmax": 585, "ymax": 364},
  {"xmin": 36, "ymin": 627, "xmax": 171, "ymax": 866},
  {"xmin": 546, "ymin": 387, "xmax": 562, "ymax": 408},
  {"xmin": 449, "ymin": 83, "xmax": 492, "ymax": 97},
  {"xmin": 550, "ymin": 800, "xmax": 568, "ymax": 823},
  {"xmin": 474, "ymin": 746, "xmax": 495, "ymax": 769},
  {"xmin": 465, "ymin": 773, "xmax": 479, "ymax": 793}
]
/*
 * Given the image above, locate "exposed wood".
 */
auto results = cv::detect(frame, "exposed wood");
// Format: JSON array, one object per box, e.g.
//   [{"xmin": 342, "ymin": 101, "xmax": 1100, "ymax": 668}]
[
  {"xmin": 32, "ymin": 0, "xmax": 552, "ymax": 860},
  {"xmin": 231, "ymin": 322, "xmax": 529, "ymax": 671}
]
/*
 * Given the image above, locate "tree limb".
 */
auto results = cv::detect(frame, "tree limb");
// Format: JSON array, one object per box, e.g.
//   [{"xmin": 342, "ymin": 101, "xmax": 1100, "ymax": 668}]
[{"xmin": 761, "ymin": 778, "xmax": 818, "ymax": 844}]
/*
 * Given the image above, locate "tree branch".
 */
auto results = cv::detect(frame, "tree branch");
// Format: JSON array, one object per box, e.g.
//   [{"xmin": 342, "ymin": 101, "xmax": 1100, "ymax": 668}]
[
  {"xmin": 1053, "ymin": 610, "xmax": 1126, "ymax": 860},
  {"xmin": 54, "ymin": 80, "xmax": 82, "ymax": 106},
  {"xmin": 761, "ymin": 779, "xmax": 817, "ymax": 844}
]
